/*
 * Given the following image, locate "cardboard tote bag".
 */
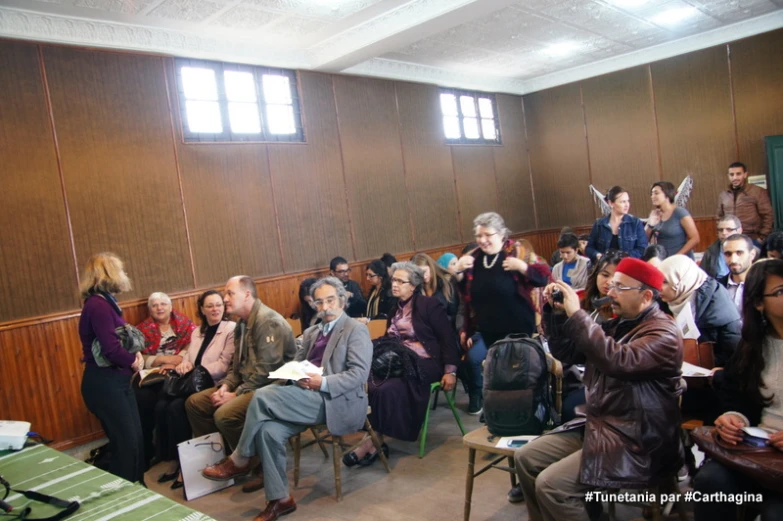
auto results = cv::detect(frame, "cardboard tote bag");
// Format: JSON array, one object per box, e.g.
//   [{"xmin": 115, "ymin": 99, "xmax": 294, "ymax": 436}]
[{"xmin": 178, "ymin": 432, "xmax": 234, "ymax": 500}]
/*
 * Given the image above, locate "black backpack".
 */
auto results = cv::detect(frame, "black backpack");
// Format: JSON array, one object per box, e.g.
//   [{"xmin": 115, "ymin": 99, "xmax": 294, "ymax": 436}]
[{"xmin": 482, "ymin": 334, "xmax": 559, "ymax": 436}]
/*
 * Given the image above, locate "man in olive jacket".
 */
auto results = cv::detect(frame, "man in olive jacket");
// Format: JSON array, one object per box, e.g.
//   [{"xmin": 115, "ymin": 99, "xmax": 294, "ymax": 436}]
[
  {"xmin": 186, "ymin": 275, "xmax": 297, "ymax": 452},
  {"xmin": 514, "ymin": 258, "xmax": 683, "ymax": 521}
]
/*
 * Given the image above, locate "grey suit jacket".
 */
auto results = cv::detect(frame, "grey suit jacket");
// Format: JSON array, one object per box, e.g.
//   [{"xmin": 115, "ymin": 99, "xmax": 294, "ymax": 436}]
[{"xmin": 296, "ymin": 313, "xmax": 372, "ymax": 436}]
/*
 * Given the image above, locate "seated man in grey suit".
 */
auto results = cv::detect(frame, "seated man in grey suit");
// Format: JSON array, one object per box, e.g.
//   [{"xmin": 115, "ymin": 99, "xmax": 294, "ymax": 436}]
[{"xmin": 202, "ymin": 276, "xmax": 372, "ymax": 521}]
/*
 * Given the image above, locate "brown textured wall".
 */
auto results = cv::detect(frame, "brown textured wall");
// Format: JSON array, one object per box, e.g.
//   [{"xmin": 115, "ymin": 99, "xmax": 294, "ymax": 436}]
[
  {"xmin": 0, "ymin": 41, "xmax": 79, "ymax": 321},
  {"xmin": 582, "ymin": 66, "xmax": 660, "ymax": 218},
  {"xmin": 43, "ymin": 47, "xmax": 194, "ymax": 300},
  {"xmin": 651, "ymin": 46, "xmax": 736, "ymax": 218}
]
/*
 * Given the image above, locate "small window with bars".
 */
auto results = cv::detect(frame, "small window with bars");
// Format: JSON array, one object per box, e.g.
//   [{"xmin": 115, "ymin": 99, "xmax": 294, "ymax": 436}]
[
  {"xmin": 175, "ymin": 59, "xmax": 304, "ymax": 143},
  {"xmin": 439, "ymin": 89, "xmax": 501, "ymax": 145}
]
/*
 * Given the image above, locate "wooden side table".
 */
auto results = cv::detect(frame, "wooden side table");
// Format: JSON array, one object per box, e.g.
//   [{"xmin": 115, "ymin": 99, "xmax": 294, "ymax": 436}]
[{"xmin": 462, "ymin": 426, "xmax": 519, "ymax": 521}]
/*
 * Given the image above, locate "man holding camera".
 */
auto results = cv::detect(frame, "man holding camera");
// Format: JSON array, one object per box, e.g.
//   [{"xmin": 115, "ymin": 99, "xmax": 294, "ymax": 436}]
[{"xmin": 514, "ymin": 258, "xmax": 684, "ymax": 521}]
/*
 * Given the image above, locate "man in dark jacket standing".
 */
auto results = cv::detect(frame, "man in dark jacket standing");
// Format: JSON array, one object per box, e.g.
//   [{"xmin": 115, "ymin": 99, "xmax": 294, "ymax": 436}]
[
  {"xmin": 716, "ymin": 162, "xmax": 773, "ymax": 243},
  {"xmin": 514, "ymin": 258, "xmax": 683, "ymax": 521}
]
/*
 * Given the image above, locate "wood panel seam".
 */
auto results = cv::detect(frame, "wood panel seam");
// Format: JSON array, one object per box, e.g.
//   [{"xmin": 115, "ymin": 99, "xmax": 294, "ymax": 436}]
[
  {"xmin": 726, "ymin": 43, "xmax": 741, "ymax": 160},
  {"xmin": 264, "ymin": 143, "xmax": 287, "ymax": 272},
  {"xmin": 330, "ymin": 75, "xmax": 359, "ymax": 261},
  {"xmin": 38, "ymin": 45, "xmax": 80, "ymax": 292},
  {"xmin": 393, "ymin": 82, "xmax": 417, "ymax": 251},
  {"xmin": 521, "ymin": 97, "xmax": 539, "ymax": 230},
  {"xmin": 648, "ymin": 64, "xmax": 664, "ymax": 181}
]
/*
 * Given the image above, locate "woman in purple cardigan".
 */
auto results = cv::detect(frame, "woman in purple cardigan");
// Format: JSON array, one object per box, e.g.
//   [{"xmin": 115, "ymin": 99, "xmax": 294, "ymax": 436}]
[
  {"xmin": 343, "ymin": 262, "xmax": 459, "ymax": 467},
  {"xmin": 78, "ymin": 252, "xmax": 145, "ymax": 483}
]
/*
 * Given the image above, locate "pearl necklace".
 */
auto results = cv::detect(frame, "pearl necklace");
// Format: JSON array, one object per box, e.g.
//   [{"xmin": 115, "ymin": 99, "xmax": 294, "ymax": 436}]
[{"xmin": 483, "ymin": 252, "xmax": 500, "ymax": 269}]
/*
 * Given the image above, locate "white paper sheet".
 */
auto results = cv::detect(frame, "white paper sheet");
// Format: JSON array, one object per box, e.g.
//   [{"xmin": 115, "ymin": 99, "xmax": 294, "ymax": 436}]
[
  {"xmin": 681, "ymin": 361, "xmax": 710, "ymax": 377},
  {"xmin": 675, "ymin": 304, "xmax": 701, "ymax": 340},
  {"xmin": 268, "ymin": 360, "xmax": 324, "ymax": 380}
]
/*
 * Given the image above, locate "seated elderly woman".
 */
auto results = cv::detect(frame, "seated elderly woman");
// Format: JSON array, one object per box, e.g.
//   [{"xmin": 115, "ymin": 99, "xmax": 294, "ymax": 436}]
[
  {"xmin": 154, "ymin": 290, "xmax": 236, "ymax": 489},
  {"xmin": 342, "ymin": 262, "xmax": 459, "ymax": 467},
  {"xmin": 693, "ymin": 259, "xmax": 783, "ymax": 521},
  {"xmin": 135, "ymin": 292, "xmax": 195, "ymax": 467},
  {"xmin": 658, "ymin": 255, "xmax": 742, "ymax": 423}
]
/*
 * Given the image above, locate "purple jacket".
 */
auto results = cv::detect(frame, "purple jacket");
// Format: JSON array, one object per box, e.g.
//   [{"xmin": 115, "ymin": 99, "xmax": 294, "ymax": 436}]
[{"xmin": 79, "ymin": 294, "xmax": 136, "ymax": 374}]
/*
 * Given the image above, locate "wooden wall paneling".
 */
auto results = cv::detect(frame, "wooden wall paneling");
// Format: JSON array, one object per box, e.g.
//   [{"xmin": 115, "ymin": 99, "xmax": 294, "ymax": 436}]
[
  {"xmin": 332, "ymin": 76, "xmax": 414, "ymax": 260},
  {"xmin": 730, "ymin": 29, "xmax": 783, "ymax": 177},
  {"xmin": 266, "ymin": 72, "xmax": 354, "ymax": 273},
  {"xmin": 395, "ymin": 81, "xmax": 462, "ymax": 249},
  {"xmin": 451, "ymin": 147, "xmax": 499, "ymax": 240},
  {"xmin": 524, "ymin": 83, "xmax": 593, "ymax": 229},
  {"xmin": 164, "ymin": 60, "xmax": 283, "ymax": 286},
  {"xmin": 0, "ymin": 41, "xmax": 80, "ymax": 321},
  {"xmin": 43, "ymin": 48, "xmax": 193, "ymax": 301},
  {"xmin": 582, "ymin": 66, "xmax": 660, "ymax": 220},
  {"xmin": 651, "ymin": 46, "xmax": 736, "ymax": 218},
  {"xmin": 694, "ymin": 216, "xmax": 718, "ymax": 252},
  {"xmin": 493, "ymin": 94, "xmax": 536, "ymax": 233}
]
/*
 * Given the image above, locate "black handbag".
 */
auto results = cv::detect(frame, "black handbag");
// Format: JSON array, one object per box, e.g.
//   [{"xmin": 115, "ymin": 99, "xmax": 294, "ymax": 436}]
[
  {"xmin": 163, "ymin": 365, "xmax": 214, "ymax": 398},
  {"xmin": 163, "ymin": 328, "xmax": 215, "ymax": 398},
  {"xmin": 369, "ymin": 337, "xmax": 423, "ymax": 384}
]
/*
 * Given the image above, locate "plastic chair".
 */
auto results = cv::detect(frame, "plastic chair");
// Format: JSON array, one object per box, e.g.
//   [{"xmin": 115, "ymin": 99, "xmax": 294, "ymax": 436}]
[{"xmin": 418, "ymin": 381, "xmax": 466, "ymax": 458}]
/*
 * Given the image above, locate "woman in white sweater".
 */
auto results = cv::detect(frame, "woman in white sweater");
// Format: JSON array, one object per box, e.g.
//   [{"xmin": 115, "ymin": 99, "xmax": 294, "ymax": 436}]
[{"xmin": 693, "ymin": 259, "xmax": 783, "ymax": 520}]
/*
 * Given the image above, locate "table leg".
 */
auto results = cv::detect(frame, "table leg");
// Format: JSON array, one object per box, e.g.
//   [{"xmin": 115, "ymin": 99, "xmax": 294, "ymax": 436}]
[
  {"xmin": 464, "ymin": 448, "xmax": 476, "ymax": 521},
  {"xmin": 507, "ymin": 456, "xmax": 517, "ymax": 487}
]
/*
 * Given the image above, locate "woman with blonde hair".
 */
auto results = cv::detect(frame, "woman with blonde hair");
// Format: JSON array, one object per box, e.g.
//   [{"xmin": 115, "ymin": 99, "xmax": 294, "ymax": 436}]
[
  {"xmin": 411, "ymin": 253, "xmax": 458, "ymax": 327},
  {"xmin": 78, "ymin": 253, "xmax": 145, "ymax": 483}
]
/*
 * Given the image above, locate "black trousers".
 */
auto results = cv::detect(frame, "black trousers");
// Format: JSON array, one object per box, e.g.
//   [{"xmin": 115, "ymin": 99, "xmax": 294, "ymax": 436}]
[
  {"xmin": 81, "ymin": 365, "xmax": 145, "ymax": 483},
  {"xmin": 693, "ymin": 460, "xmax": 783, "ymax": 521},
  {"xmin": 154, "ymin": 394, "xmax": 191, "ymax": 462},
  {"xmin": 134, "ymin": 382, "xmax": 164, "ymax": 467}
]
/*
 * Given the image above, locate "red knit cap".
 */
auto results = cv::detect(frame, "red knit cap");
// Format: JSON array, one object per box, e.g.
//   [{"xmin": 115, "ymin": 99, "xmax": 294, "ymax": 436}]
[{"xmin": 615, "ymin": 257, "xmax": 664, "ymax": 291}]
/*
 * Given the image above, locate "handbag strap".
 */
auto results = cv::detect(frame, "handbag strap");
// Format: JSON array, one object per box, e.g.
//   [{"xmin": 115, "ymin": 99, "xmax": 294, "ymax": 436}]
[{"xmin": 194, "ymin": 324, "xmax": 218, "ymax": 367}]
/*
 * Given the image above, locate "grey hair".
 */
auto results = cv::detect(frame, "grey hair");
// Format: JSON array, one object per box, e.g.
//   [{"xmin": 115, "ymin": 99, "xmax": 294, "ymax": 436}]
[
  {"xmin": 717, "ymin": 214, "xmax": 742, "ymax": 229},
  {"xmin": 390, "ymin": 261, "xmax": 424, "ymax": 289},
  {"xmin": 310, "ymin": 276, "xmax": 349, "ymax": 307},
  {"xmin": 473, "ymin": 212, "xmax": 510, "ymax": 240},
  {"xmin": 147, "ymin": 292, "xmax": 171, "ymax": 308}
]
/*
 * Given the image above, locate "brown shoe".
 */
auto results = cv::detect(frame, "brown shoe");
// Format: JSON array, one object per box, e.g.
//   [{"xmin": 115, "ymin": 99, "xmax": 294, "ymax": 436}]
[
  {"xmin": 253, "ymin": 497, "xmax": 296, "ymax": 521},
  {"xmin": 202, "ymin": 457, "xmax": 251, "ymax": 481},
  {"xmin": 242, "ymin": 473, "xmax": 264, "ymax": 493}
]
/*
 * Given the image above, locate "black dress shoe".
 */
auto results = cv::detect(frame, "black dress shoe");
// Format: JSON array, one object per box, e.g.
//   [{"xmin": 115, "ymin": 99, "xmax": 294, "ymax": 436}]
[
  {"xmin": 171, "ymin": 478, "xmax": 184, "ymax": 490},
  {"xmin": 342, "ymin": 452, "xmax": 361, "ymax": 467},
  {"xmin": 358, "ymin": 443, "xmax": 389, "ymax": 467},
  {"xmin": 157, "ymin": 470, "xmax": 178, "ymax": 484}
]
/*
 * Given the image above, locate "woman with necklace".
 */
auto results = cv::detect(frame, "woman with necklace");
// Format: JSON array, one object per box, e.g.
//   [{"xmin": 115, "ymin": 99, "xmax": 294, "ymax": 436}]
[
  {"xmin": 646, "ymin": 181, "xmax": 700, "ymax": 259},
  {"xmin": 454, "ymin": 212, "xmax": 551, "ymax": 415},
  {"xmin": 585, "ymin": 185, "xmax": 647, "ymax": 262}
]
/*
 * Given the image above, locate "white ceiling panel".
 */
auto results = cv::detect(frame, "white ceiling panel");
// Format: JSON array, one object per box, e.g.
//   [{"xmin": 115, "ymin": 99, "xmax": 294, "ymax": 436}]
[{"xmin": 0, "ymin": 0, "xmax": 780, "ymax": 94}]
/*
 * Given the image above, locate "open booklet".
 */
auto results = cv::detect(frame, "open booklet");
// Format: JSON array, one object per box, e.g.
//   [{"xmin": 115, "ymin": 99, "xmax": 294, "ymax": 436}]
[
  {"xmin": 269, "ymin": 360, "xmax": 324, "ymax": 381},
  {"xmin": 136, "ymin": 367, "xmax": 168, "ymax": 387},
  {"xmin": 681, "ymin": 361, "xmax": 710, "ymax": 377}
]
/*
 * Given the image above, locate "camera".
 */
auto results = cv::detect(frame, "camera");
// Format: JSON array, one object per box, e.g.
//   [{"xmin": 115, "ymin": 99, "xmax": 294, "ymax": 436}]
[{"xmin": 551, "ymin": 289, "xmax": 564, "ymax": 304}]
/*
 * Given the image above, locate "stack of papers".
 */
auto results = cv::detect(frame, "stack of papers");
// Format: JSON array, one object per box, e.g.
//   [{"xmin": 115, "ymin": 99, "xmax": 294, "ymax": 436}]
[
  {"xmin": 681, "ymin": 361, "xmax": 710, "ymax": 377},
  {"xmin": 269, "ymin": 360, "xmax": 323, "ymax": 381}
]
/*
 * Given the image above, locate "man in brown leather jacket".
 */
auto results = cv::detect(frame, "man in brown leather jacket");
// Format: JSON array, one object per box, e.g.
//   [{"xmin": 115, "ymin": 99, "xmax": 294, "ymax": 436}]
[
  {"xmin": 717, "ymin": 162, "xmax": 774, "ymax": 243},
  {"xmin": 514, "ymin": 258, "xmax": 683, "ymax": 521}
]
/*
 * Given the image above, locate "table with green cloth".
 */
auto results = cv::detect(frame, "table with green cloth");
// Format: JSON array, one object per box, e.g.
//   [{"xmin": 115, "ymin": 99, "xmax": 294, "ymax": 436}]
[{"xmin": 0, "ymin": 444, "xmax": 216, "ymax": 521}]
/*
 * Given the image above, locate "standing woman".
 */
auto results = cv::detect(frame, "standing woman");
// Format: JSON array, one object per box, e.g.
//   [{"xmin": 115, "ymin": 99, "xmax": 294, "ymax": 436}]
[
  {"xmin": 693, "ymin": 259, "xmax": 783, "ymax": 521},
  {"xmin": 585, "ymin": 186, "xmax": 647, "ymax": 261},
  {"xmin": 79, "ymin": 253, "xmax": 145, "ymax": 483},
  {"xmin": 646, "ymin": 181, "xmax": 700, "ymax": 259},
  {"xmin": 455, "ymin": 212, "xmax": 551, "ymax": 415},
  {"xmin": 362, "ymin": 259, "xmax": 395, "ymax": 322}
]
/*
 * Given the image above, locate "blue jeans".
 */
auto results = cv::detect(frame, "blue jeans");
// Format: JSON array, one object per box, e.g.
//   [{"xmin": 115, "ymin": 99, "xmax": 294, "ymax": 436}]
[{"xmin": 463, "ymin": 333, "xmax": 489, "ymax": 394}]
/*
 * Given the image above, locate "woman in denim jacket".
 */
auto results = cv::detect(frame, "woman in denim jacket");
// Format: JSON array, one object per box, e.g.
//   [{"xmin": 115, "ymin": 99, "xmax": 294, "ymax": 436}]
[{"xmin": 586, "ymin": 185, "xmax": 647, "ymax": 262}]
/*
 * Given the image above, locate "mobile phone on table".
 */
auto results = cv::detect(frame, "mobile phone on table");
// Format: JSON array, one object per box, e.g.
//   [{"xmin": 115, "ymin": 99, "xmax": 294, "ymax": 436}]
[{"xmin": 507, "ymin": 439, "xmax": 528, "ymax": 448}]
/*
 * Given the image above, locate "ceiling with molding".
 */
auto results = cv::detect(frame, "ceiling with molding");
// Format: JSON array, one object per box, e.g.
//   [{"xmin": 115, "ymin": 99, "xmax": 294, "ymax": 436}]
[{"xmin": 1, "ymin": 0, "xmax": 782, "ymax": 94}]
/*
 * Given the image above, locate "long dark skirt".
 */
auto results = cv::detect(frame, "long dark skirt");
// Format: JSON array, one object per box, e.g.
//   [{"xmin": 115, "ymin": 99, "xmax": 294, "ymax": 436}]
[{"xmin": 368, "ymin": 357, "xmax": 441, "ymax": 442}]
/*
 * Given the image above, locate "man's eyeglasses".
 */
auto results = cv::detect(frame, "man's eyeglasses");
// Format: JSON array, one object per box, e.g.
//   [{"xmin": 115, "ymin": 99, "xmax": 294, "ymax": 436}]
[
  {"xmin": 391, "ymin": 277, "xmax": 411, "ymax": 286},
  {"xmin": 607, "ymin": 284, "xmax": 645, "ymax": 293},
  {"xmin": 314, "ymin": 296, "xmax": 339, "ymax": 307},
  {"xmin": 717, "ymin": 227, "xmax": 738, "ymax": 233},
  {"xmin": 763, "ymin": 289, "xmax": 783, "ymax": 299},
  {"xmin": 334, "ymin": 269, "xmax": 351, "ymax": 275}
]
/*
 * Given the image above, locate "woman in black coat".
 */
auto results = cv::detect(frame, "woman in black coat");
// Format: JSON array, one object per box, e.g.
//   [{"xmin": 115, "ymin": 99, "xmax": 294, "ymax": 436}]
[{"xmin": 343, "ymin": 261, "xmax": 459, "ymax": 467}]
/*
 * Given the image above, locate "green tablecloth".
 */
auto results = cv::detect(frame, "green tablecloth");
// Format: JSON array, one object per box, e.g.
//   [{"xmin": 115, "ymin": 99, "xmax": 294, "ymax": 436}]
[{"xmin": 0, "ymin": 444, "xmax": 215, "ymax": 521}]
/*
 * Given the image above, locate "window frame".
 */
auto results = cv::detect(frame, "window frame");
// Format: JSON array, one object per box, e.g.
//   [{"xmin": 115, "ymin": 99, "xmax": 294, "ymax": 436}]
[
  {"xmin": 175, "ymin": 58, "xmax": 305, "ymax": 144},
  {"xmin": 439, "ymin": 88, "xmax": 502, "ymax": 145}
]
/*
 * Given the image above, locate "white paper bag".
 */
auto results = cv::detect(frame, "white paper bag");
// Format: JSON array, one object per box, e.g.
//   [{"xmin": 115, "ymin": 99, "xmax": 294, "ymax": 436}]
[{"xmin": 178, "ymin": 432, "xmax": 234, "ymax": 500}]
